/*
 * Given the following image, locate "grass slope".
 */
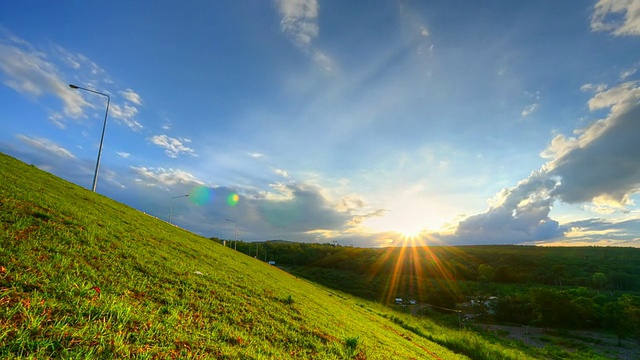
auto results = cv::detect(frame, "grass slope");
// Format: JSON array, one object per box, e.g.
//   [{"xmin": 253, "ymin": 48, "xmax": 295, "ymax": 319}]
[{"xmin": 1, "ymin": 152, "xmax": 473, "ymax": 359}]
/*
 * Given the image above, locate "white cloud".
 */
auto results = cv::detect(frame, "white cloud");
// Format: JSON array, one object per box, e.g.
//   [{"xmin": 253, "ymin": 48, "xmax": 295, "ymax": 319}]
[
  {"xmin": 110, "ymin": 103, "xmax": 143, "ymax": 131},
  {"xmin": 52, "ymin": 45, "xmax": 108, "ymax": 78},
  {"xmin": 312, "ymin": 49, "xmax": 335, "ymax": 72},
  {"xmin": 545, "ymin": 81, "xmax": 640, "ymax": 206},
  {"xmin": 16, "ymin": 134, "xmax": 75, "ymax": 159},
  {"xmin": 273, "ymin": 168, "xmax": 289, "ymax": 178},
  {"xmin": 247, "ymin": 152, "xmax": 264, "ymax": 158},
  {"xmin": 0, "ymin": 33, "xmax": 143, "ymax": 134},
  {"xmin": 119, "ymin": 88, "xmax": 142, "ymax": 105},
  {"xmin": 275, "ymin": 0, "xmax": 334, "ymax": 72},
  {"xmin": 276, "ymin": 0, "xmax": 319, "ymax": 47},
  {"xmin": 148, "ymin": 134, "xmax": 197, "ymax": 158},
  {"xmin": 591, "ymin": 0, "xmax": 640, "ymax": 36},
  {"xmin": 448, "ymin": 80, "xmax": 640, "ymax": 245},
  {"xmin": 587, "ymin": 81, "xmax": 640, "ymax": 113},
  {"xmin": 620, "ymin": 67, "xmax": 637, "ymax": 80},
  {"xmin": 542, "ymin": 218, "xmax": 640, "ymax": 246},
  {"xmin": 117, "ymin": 151, "xmax": 131, "ymax": 159},
  {"xmin": 521, "ymin": 103, "xmax": 539, "ymax": 117},
  {"xmin": 130, "ymin": 166, "xmax": 203, "ymax": 187},
  {"xmin": 581, "ymin": 83, "xmax": 608, "ymax": 93},
  {"xmin": 450, "ymin": 171, "xmax": 563, "ymax": 244},
  {"xmin": 0, "ymin": 40, "xmax": 87, "ymax": 117},
  {"xmin": 48, "ymin": 112, "xmax": 66, "ymax": 129}
]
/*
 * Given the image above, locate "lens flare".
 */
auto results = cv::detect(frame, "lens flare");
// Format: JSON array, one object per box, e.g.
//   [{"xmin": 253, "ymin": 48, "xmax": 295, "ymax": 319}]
[
  {"xmin": 189, "ymin": 186, "xmax": 213, "ymax": 205},
  {"xmin": 227, "ymin": 193, "xmax": 239, "ymax": 206}
]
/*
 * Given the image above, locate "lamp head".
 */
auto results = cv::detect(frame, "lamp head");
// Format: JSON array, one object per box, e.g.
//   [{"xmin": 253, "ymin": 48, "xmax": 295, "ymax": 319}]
[{"xmin": 69, "ymin": 84, "xmax": 79, "ymax": 89}]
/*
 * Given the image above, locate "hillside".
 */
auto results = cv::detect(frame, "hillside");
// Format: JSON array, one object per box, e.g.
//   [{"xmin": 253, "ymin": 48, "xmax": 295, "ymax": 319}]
[
  {"xmin": 3, "ymin": 152, "xmax": 622, "ymax": 359},
  {"xmin": 0, "ymin": 152, "xmax": 477, "ymax": 359}
]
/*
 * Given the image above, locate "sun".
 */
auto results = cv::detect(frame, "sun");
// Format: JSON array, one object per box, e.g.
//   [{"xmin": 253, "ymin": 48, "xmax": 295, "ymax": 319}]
[
  {"xmin": 397, "ymin": 225, "xmax": 425, "ymax": 239},
  {"xmin": 361, "ymin": 211, "xmax": 430, "ymax": 242}
]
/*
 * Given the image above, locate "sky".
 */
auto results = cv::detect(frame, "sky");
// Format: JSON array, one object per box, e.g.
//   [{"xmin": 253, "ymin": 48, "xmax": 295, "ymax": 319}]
[{"xmin": 1, "ymin": 0, "xmax": 640, "ymax": 248}]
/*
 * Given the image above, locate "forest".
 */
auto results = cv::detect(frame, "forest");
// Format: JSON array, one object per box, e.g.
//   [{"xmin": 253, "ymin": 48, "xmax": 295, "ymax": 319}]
[{"xmin": 213, "ymin": 239, "xmax": 640, "ymax": 342}]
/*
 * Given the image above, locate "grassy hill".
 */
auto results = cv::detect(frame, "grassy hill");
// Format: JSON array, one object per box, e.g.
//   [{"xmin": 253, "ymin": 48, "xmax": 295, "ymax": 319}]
[{"xmin": 0, "ymin": 152, "xmax": 600, "ymax": 359}]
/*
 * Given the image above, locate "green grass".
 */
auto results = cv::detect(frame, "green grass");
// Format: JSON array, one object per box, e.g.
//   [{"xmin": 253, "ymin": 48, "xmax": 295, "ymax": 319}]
[
  {"xmin": 0, "ymin": 152, "xmax": 609, "ymax": 359},
  {"xmin": 0, "ymin": 153, "xmax": 464, "ymax": 359}
]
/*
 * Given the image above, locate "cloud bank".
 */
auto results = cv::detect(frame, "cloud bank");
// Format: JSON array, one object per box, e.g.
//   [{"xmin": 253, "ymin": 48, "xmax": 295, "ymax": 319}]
[
  {"xmin": 591, "ymin": 0, "xmax": 640, "ymax": 36},
  {"xmin": 446, "ymin": 80, "xmax": 640, "ymax": 245}
]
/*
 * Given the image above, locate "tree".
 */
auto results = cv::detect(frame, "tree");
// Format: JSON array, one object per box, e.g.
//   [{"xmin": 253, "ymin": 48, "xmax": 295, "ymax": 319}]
[
  {"xmin": 592, "ymin": 272, "xmax": 608, "ymax": 291},
  {"xmin": 600, "ymin": 294, "xmax": 640, "ymax": 345},
  {"xmin": 551, "ymin": 264, "xmax": 566, "ymax": 287},
  {"xmin": 477, "ymin": 264, "xmax": 495, "ymax": 282}
]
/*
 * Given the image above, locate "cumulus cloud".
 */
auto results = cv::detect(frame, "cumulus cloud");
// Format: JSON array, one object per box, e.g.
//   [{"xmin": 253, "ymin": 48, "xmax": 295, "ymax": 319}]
[
  {"xmin": 119, "ymin": 88, "xmax": 142, "ymax": 105},
  {"xmin": 546, "ymin": 81, "xmax": 640, "ymax": 206},
  {"xmin": 0, "ymin": 40, "xmax": 87, "ymax": 117},
  {"xmin": 581, "ymin": 83, "xmax": 608, "ymax": 93},
  {"xmin": 253, "ymin": 182, "xmax": 347, "ymax": 232},
  {"xmin": 540, "ymin": 218, "xmax": 640, "ymax": 246},
  {"xmin": 16, "ymin": 134, "xmax": 75, "ymax": 159},
  {"xmin": 273, "ymin": 168, "xmax": 289, "ymax": 178},
  {"xmin": 586, "ymin": 81, "xmax": 640, "ymax": 112},
  {"xmin": 451, "ymin": 171, "xmax": 564, "ymax": 244},
  {"xmin": 1, "ymin": 135, "xmax": 98, "ymax": 189},
  {"xmin": 591, "ymin": 0, "xmax": 640, "ymax": 36},
  {"xmin": 349, "ymin": 209, "xmax": 387, "ymax": 226},
  {"xmin": 0, "ymin": 32, "xmax": 144, "ymax": 132},
  {"xmin": 448, "ymin": 80, "xmax": 640, "ymax": 245},
  {"xmin": 110, "ymin": 103, "xmax": 143, "ymax": 131},
  {"xmin": 148, "ymin": 134, "xmax": 197, "ymax": 158},
  {"xmin": 130, "ymin": 166, "xmax": 203, "ymax": 187},
  {"xmin": 337, "ymin": 194, "xmax": 366, "ymax": 212}
]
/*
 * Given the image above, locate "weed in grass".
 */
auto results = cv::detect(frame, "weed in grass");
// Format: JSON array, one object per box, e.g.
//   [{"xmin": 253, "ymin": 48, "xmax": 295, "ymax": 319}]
[
  {"xmin": 344, "ymin": 335, "xmax": 359, "ymax": 350},
  {"xmin": 284, "ymin": 294, "xmax": 294, "ymax": 306}
]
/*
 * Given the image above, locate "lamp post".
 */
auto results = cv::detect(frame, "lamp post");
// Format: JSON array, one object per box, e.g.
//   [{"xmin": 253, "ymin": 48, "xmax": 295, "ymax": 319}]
[
  {"xmin": 225, "ymin": 218, "xmax": 238, "ymax": 250},
  {"xmin": 69, "ymin": 84, "xmax": 110, "ymax": 192},
  {"xmin": 169, "ymin": 194, "xmax": 189, "ymax": 224}
]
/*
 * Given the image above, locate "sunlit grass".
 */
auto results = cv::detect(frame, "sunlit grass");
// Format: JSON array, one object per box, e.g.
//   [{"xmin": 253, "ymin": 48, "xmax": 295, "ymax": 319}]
[
  {"xmin": 1, "ymin": 152, "xmax": 612, "ymax": 359},
  {"xmin": 0, "ymin": 153, "xmax": 468, "ymax": 359}
]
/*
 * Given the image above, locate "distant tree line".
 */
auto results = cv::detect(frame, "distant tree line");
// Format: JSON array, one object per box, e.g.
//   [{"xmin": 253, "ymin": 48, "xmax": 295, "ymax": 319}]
[
  {"xmin": 220, "ymin": 241, "xmax": 640, "ymax": 291},
  {"xmin": 212, "ymin": 239, "xmax": 640, "ymax": 339}
]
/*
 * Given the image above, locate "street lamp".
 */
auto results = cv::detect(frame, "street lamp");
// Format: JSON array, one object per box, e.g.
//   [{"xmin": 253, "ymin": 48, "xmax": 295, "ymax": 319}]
[
  {"xmin": 226, "ymin": 218, "xmax": 238, "ymax": 250},
  {"xmin": 69, "ymin": 84, "xmax": 111, "ymax": 192},
  {"xmin": 169, "ymin": 194, "xmax": 189, "ymax": 224}
]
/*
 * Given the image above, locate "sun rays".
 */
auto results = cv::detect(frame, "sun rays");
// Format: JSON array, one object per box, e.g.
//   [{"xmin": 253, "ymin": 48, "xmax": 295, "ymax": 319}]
[{"xmin": 369, "ymin": 232, "xmax": 467, "ymax": 305}]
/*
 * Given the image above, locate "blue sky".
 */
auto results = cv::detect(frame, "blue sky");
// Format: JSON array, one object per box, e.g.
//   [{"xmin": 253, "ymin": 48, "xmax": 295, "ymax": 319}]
[{"xmin": 1, "ymin": 0, "xmax": 640, "ymax": 247}]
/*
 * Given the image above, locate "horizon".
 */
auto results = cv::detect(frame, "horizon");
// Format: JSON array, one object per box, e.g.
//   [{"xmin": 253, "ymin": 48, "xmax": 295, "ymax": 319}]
[{"xmin": 1, "ymin": 1, "xmax": 639, "ymax": 247}]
